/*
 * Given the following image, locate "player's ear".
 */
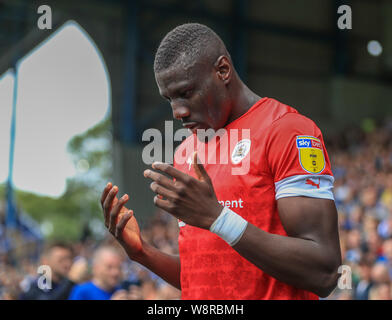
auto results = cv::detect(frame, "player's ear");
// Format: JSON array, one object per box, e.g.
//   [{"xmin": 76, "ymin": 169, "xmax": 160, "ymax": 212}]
[{"xmin": 214, "ymin": 55, "xmax": 232, "ymax": 85}]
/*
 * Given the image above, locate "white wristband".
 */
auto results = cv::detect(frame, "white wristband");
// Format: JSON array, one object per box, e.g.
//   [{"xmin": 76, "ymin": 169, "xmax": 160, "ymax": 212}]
[{"xmin": 209, "ymin": 206, "xmax": 248, "ymax": 246}]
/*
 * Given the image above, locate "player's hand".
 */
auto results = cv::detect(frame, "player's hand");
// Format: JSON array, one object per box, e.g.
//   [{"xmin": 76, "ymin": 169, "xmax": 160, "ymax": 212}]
[
  {"xmin": 144, "ymin": 152, "xmax": 223, "ymax": 230},
  {"xmin": 101, "ymin": 183, "xmax": 143, "ymax": 259}
]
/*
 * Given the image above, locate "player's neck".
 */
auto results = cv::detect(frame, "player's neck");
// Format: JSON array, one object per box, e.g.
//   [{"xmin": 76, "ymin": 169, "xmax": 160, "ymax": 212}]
[{"xmin": 227, "ymin": 81, "xmax": 262, "ymax": 125}]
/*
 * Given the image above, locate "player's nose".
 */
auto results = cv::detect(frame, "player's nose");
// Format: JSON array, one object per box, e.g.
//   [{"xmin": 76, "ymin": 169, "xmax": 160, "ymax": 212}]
[{"xmin": 171, "ymin": 104, "xmax": 190, "ymax": 120}]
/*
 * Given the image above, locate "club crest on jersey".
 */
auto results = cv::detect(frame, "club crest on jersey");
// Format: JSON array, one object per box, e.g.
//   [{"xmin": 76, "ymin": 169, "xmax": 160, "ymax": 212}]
[
  {"xmin": 296, "ymin": 136, "xmax": 325, "ymax": 174},
  {"xmin": 231, "ymin": 139, "xmax": 251, "ymax": 164}
]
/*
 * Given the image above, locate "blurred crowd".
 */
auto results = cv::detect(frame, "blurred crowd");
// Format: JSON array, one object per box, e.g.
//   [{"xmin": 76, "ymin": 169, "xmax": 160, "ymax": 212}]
[
  {"xmin": 326, "ymin": 119, "xmax": 392, "ymax": 300},
  {"xmin": 1, "ymin": 119, "xmax": 392, "ymax": 300},
  {"xmin": 0, "ymin": 211, "xmax": 181, "ymax": 300}
]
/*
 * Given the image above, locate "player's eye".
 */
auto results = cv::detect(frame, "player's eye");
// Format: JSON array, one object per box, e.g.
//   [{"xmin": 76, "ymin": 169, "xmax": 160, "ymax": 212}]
[{"xmin": 180, "ymin": 89, "xmax": 193, "ymax": 99}]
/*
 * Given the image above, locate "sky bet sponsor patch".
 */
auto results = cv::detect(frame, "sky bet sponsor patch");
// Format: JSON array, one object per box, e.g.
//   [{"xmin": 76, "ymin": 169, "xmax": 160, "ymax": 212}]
[{"xmin": 296, "ymin": 136, "xmax": 325, "ymax": 174}]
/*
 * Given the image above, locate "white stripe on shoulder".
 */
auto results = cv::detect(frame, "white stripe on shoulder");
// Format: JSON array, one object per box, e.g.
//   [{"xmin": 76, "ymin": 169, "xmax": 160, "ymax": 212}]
[{"xmin": 275, "ymin": 174, "xmax": 335, "ymax": 200}]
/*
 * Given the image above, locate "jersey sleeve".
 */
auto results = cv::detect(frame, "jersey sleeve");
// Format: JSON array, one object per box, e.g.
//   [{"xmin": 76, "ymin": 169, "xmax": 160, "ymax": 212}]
[{"xmin": 265, "ymin": 112, "xmax": 334, "ymax": 201}]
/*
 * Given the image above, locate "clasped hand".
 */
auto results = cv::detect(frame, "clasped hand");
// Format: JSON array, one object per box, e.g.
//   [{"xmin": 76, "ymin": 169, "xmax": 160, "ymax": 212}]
[{"xmin": 144, "ymin": 151, "xmax": 222, "ymax": 230}]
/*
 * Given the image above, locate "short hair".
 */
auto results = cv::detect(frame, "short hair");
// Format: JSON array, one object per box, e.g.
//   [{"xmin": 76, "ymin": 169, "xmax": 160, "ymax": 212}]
[
  {"xmin": 91, "ymin": 246, "xmax": 123, "ymax": 266},
  {"xmin": 154, "ymin": 23, "xmax": 227, "ymax": 73},
  {"xmin": 42, "ymin": 241, "xmax": 73, "ymax": 258}
]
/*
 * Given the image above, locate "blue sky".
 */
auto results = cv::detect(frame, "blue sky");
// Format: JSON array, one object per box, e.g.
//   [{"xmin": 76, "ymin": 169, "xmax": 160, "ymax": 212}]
[{"xmin": 0, "ymin": 21, "xmax": 111, "ymax": 197}]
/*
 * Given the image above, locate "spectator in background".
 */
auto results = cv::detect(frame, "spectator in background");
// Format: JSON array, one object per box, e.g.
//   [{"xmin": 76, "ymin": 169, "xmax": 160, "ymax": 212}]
[
  {"xmin": 336, "ymin": 289, "xmax": 353, "ymax": 300},
  {"xmin": 354, "ymin": 257, "xmax": 374, "ymax": 300},
  {"xmin": 345, "ymin": 229, "xmax": 362, "ymax": 263},
  {"xmin": 369, "ymin": 283, "xmax": 392, "ymax": 300},
  {"xmin": 20, "ymin": 242, "xmax": 88, "ymax": 300},
  {"xmin": 110, "ymin": 279, "xmax": 143, "ymax": 300},
  {"xmin": 68, "ymin": 246, "xmax": 124, "ymax": 300},
  {"xmin": 324, "ymin": 119, "xmax": 392, "ymax": 300},
  {"xmin": 370, "ymin": 262, "xmax": 391, "ymax": 286},
  {"xmin": 1, "ymin": 265, "xmax": 24, "ymax": 300},
  {"xmin": 378, "ymin": 239, "xmax": 392, "ymax": 278}
]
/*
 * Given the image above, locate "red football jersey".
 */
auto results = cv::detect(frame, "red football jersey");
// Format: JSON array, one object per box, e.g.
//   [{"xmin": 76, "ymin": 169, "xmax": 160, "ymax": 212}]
[{"xmin": 173, "ymin": 97, "xmax": 334, "ymax": 300}]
